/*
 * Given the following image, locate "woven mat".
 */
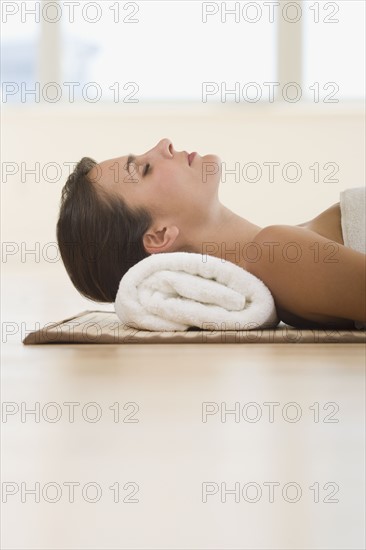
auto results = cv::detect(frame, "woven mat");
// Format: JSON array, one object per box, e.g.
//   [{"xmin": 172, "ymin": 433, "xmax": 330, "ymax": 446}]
[{"xmin": 22, "ymin": 310, "xmax": 366, "ymax": 345}]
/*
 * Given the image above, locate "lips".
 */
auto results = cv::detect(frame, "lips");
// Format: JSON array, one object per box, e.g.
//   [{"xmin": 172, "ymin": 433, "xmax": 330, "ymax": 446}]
[{"xmin": 188, "ymin": 152, "xmax": 197, "ymax": 166}]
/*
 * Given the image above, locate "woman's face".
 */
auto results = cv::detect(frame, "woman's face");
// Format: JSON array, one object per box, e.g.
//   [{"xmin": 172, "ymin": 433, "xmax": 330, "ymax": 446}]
[{"xmin": 88, "ymin": 138, "xmax": 222, "ymax": 239}]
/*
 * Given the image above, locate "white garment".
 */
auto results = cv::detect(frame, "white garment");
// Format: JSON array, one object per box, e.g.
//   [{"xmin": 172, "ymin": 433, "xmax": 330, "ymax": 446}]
[
  {"xmin": 340, "ymin": 186, "xmax": 366, "ymax": 254},
  {"xmin": 114, "ymin": 252, "xmax": 280, "ymax": 331},
  {"xmin": 340, "ymin": 186, "xmax": 366, "ymax": 329}
]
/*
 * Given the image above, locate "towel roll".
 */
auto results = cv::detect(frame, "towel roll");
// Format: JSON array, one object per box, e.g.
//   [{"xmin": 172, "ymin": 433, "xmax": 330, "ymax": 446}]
[{"xmin": 114, "ymin": 252, "xmax": 280, "ymax": 331}]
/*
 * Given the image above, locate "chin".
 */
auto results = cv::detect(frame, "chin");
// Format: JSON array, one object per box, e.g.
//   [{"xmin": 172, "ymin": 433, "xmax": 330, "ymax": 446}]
[
  {"xmin": 200, "ymin": 155, "xmax": 221, "ymax": 187},
  {"xmin": 204, "ymin": 153, "xmax": 221, "ymax": 164},
  {"xmin": 201, "ymin": 154, "xmax": 222, "ymax": 180}
]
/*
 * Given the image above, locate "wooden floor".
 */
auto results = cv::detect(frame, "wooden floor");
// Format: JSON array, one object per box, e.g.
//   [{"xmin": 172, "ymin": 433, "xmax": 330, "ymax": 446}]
[{"xmin": 2, "ymin": 265, "xmax": 365, "ymax": 550}]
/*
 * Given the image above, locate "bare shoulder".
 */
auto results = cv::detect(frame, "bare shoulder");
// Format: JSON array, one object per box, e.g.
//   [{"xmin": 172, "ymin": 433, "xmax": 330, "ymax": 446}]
[{"xmin": 247, "ymin": 224, "xmax": 366, "ymax": 327}]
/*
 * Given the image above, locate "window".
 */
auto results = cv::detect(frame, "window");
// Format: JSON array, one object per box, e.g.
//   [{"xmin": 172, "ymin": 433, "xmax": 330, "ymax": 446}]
[
  {"xmin": 1, "ymin": 0, "xmax": 364, "ymax": 104},
  {"xmin": 303, "ymin": 0, "xmax": 365, "ymax": 100},
  {"xmin": 61, "ymin": 1, "xmax": 276, "ymax": 102},
  {"xmin": 1, "ymin": 7, "xmax": 40, "ymax": 103}
]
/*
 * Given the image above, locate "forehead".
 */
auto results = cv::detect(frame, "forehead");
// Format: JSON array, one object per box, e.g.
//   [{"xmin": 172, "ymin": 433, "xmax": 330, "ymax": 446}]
[{"xmin": 88, "ymin": 155, "xmax": 129, "ymax": 186}]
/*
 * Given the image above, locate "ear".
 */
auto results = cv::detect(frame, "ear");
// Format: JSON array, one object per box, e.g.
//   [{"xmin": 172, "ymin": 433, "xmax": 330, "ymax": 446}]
[{"xmin": 143, "ymin": 225, "xmax": 180, "ymax": 254}]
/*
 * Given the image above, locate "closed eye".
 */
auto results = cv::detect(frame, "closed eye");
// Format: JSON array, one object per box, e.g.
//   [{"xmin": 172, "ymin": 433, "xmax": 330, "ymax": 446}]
[{"xmin": 143, "ymin": 163, "xmax": 151, "ymax": 176}]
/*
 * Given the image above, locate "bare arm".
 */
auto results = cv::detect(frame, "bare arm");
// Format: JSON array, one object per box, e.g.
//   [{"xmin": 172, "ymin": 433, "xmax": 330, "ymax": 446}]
[{"xmin": 249, "ymin": 225, "xmax": 366, "ymax": 325}]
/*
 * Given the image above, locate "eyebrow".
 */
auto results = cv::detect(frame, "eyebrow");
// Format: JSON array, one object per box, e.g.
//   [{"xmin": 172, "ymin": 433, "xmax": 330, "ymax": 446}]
[{"xmin": 126, "ymin": 154, "xmax": 137, "ymax": 175}]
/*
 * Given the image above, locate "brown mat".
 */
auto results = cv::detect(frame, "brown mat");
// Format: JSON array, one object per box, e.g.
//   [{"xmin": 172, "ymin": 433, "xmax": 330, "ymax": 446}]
[{"xmin": 22, "ymin": 310, "xmax": 366, "ymax": 345}]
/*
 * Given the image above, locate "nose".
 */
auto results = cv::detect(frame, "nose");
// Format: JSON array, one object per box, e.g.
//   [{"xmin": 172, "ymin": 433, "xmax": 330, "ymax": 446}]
[
  {"xmin": 143, "ymin": 138, "xmax": 173, "ymax": 162},
  {"xmin": 155, "ymin": 138, "xmax": 174, "ymax": 157}
]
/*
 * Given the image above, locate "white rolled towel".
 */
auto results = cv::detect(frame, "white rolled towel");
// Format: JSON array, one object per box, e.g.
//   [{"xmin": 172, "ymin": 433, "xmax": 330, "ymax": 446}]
[{"xmin": 114, "ymin": 252, "xmax": 280, "ymax": 331}]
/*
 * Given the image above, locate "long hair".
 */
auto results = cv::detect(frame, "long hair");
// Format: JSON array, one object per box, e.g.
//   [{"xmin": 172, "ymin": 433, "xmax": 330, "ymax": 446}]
[{"xmin": 56, "ymin": 157, "xmax": 152, "ymax": 302}]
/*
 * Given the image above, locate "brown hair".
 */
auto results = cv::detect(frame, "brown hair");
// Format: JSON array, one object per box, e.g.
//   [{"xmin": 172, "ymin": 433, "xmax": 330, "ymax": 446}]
[{"xmin": 56, "ymin": 157, "xmax": 152, "ymax": 302}]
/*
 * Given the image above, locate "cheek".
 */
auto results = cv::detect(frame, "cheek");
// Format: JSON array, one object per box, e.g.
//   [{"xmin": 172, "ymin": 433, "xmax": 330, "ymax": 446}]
[
  {"xmin": 160, "ymin": 165, "xmax": 182, "ymax": 187},
  {"xmin": 149, "ymin": 169, "xmax": 186, "ymax": 203}
]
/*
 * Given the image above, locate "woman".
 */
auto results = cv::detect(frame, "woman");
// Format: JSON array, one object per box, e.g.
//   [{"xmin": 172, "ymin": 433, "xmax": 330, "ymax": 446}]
[{"xmin": 56, "ymin": 138, "xmax": 365, "ymax": 329}]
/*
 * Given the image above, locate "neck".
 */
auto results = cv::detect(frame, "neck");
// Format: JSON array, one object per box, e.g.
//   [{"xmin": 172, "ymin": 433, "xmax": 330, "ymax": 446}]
[{"xmin": 188, "ymin": 203, "xmax": 263, "ymax": 270}]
